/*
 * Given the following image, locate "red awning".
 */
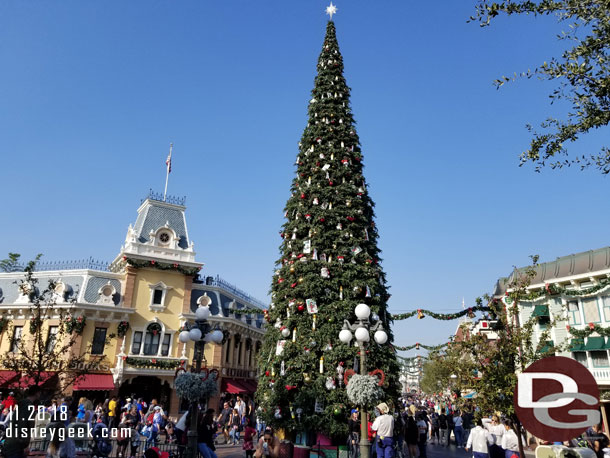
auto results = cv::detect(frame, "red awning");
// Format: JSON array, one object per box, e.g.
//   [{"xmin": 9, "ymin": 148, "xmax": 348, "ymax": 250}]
[
  {"xmin": 0, "ymin": 371, "xmax": 18, "ymax": 387},
  {"xmin": 221, "ymin": 379, "xmax": 248, "ymax": 394},
  {"xmin": 7, "ymin": 372, "xmax": 55, "ymax": 389},
  {"xmin": 73, "ymin": 374, "xmax": 115, "ymax": 391}
]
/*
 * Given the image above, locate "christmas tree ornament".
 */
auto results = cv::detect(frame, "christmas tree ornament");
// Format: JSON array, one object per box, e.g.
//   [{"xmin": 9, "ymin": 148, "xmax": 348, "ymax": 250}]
[
  {"xmin": 321, "ymin": 267, "xmax": 330, "ymax": 278},
  {"xmin": 336, "ymin": 222, "xmax": 342, "ymax": 230},
  {"xmin": 352, "ymin": 246, "xmax": 362, "ymax": 256},
  {"xmin": 314, "ymin": 399, "xmax": 324, "ymax": 413},
  {"xmin": 313, "ymin": 197, "xmax": 319, "ymax": 205},
  {"xmin": 303, "ymin": 240, "xmax": 311, "ymax": 254},
  {"xmin": 276, "ymin": 341, "xmax": 286, "ymax": 356},
  {"xmin": 337, "ymin": 255, "xmax": 344, "ymax": 263},
  {"xmin": 306, "ymin": 299, "xmax": 318, "ymax": 314},
  {"xmin": 325, "ymin": 377, "xmax": 336, "ymax": 390},
  {"xmin": 366, "ymin": 285, "xmax": 371, "ymax": 298},
  {"xmin": 333, "ymin": 406, "xmax": 342, "ymax": 417},
  {"xmin": 346, "ymin": 200, "xmax": 351, "ymax": 207},
  {"xmin": 297, "ymin": 303, "xmax": 305, "ymax": 312},
  {"xmin": 281, "ymin": 360, "xmax": 286, "ymax": 376},
  {"xmin": 312, "ymin": 249, "xmax": 318, "ymax": 260},
  {"xmin": 274, "ymin": 319, "xmax": 282, "ymax": 329},
  {"xmin": 312, "ymin": 314, "xmax": 317, "ymax": 330},
  {"xmin": 298, "ymin": 277, "xmax": 304, "ymax": 284},
  {"xmin": 274, "ymin": 408, "xmax": 282, "ymax": 419},
  {"xmin": 303, "ymin": 373, "xmax": 312, "ymax": 384},
  {"xmin": 292, "ymin": 328, "xmax": 297, "ymax": 342},
  {"xmin": 319, "ymin": 356, "xmax": 324, "ymax": 373},
  {"xmin": 417, "ymin": 309, "xmax": 425, "ymax": 319},
  {"xmin": 339, "ymin": 285, "xmax": 344, "ymax": 299},
  {"xmin": 290, "ymin": 265, "xmax": 295, "ymax": 273},
  {"xmin": 328, "ymin": 202, "xmax": 333, "ymax": 210},
  {"xmin": 281, "ymin": 326, "xmax": 290, "ymax": 338}
]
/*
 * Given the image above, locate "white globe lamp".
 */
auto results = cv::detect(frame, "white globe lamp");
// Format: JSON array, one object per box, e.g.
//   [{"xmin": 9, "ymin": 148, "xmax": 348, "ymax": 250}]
[
  {"xmin": 179, "ymin": 330, "xmax": 191, "ymax": 343},
  {"xmin": 212, "ymin": 329, "xmax": 224, "ymax": 343},
  {"xmin": 339, "ymin": 329, "xmax": 353, "ymax": 344},
  {"xmin": 354, "ymin": 327, "xmax": 370, "ymax": 342},
  {"xmin": 189, "ymin": 327, "xmax": 202, "ymax": 341},
  {"xmin": 374, "ymin": 330, "xmax": 388, "ymax": 345},
  {"xmin": 195, "ymin": 306, "xmax": 211, "ymax": 321},
  {"xmin": 355, "ymin": 303, "xmax": 371, "ymax": 320}
]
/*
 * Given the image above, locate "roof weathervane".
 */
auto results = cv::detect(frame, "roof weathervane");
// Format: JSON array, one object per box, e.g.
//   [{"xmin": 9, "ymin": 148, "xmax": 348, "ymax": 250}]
[{"xmin": 325, "ymin": 2, "xmax": 338, "ymax": 19}]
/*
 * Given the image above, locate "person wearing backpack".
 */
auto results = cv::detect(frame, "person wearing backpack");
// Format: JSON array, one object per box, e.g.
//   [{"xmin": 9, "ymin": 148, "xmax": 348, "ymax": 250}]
[{"xmin": 438, "ymin": 408, "xmax": 449, "ymax": 447}]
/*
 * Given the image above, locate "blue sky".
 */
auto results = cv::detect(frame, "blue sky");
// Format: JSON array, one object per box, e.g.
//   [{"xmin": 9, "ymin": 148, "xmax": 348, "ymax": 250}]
[{"xmin": 1, "ymin": 0, "xmax": 608, "ymax": 356}]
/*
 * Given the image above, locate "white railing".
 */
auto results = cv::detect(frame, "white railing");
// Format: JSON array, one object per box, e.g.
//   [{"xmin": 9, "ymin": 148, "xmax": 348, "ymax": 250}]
[{"xmin": 590, "ymin": 368, "xmax": 610, "ymax": 384}]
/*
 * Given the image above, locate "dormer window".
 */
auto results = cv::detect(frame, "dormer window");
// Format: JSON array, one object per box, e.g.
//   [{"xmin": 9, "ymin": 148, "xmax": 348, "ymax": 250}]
[
  {"xmin": 97, "ymin": 282, "xmax": 116, "ymax": 305},
  {"xmin": 148, "ymin": 282, "xmax": 172, "ymax": 311}
]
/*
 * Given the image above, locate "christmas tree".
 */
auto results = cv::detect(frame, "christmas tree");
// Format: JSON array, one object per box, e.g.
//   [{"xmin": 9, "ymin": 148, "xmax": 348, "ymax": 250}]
[{"xmin": 255, "ymin": 19, "xmax": 399, "ymax": 438}]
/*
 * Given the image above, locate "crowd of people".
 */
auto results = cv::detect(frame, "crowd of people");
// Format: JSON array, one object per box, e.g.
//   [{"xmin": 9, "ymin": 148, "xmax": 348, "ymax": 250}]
[
  {"xmin": 0, "ymin": 388, "xmax": 278, "ymax": 458},
  {"xmin": 345, "ymin": 393, "xmax": 610, "ymax": 458}
]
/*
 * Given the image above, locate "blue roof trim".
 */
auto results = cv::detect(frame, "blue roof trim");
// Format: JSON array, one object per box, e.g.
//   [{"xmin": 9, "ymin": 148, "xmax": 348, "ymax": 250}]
[
  {"xmin": 134, "ymin": 202, "xmax": 189, "ymax": 249},
  {"xmin": 84, "ymin": 277, "xmax": 121, "ymax": 305}
]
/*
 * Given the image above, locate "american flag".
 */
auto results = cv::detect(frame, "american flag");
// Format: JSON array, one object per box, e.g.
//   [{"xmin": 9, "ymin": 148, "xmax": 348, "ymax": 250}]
[{"xmin": 166, "ymin": 144, "xmax": 173, "ymax": 173}]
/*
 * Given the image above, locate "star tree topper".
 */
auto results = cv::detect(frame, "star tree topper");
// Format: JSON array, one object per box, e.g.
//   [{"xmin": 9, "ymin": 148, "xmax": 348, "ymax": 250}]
[{"xmin": 325, "ymin": 2, "xmax": 338, "ymax": 19}]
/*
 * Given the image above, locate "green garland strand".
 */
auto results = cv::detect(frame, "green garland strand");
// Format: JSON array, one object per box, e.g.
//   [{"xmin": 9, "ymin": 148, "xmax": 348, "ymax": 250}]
[
  {"xmin": 397, "ymin": 355, "xmax": 427, "ymax": 362},
  {"xmin": 521, "ymin": 278, "xmax": 610, "ymax": 301},
  {"xmin": 393, "ymin": 343, "xmax": 448, "ymax": 352},
  {"xmin": 568, "ymin": 324, "xmax": 610, "ymax": 338},
  {"xmin": 123, "ymin": 257, "xmax": 201, "ymax": 276},
  {"xmin": 390, "ymin": 305, "xmax": 491, "ymax": 321},
  {"xmin": 124, "ymin": 357, "xmax": 183, "ymax": 369}
]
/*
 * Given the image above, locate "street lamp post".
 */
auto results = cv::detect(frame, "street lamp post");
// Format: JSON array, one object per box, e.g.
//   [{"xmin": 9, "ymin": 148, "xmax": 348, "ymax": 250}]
[
  {"xmin": 338, "ymin": 303, "xmax": 388, "ymax": 458},
  {"xmin": 178, "ymin": 295, "xmax": 224, "ymax": 458}
]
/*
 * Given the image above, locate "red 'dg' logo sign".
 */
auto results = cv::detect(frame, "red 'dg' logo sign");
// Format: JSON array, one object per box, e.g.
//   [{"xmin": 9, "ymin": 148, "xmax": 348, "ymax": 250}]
[{"xmin": 515, "ymin": 356, "xmax": 600, "ymax": 442}]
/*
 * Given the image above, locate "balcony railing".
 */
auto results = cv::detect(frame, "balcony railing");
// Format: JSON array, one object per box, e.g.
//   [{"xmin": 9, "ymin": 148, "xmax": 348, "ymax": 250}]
[
  {"xmin": 144, "ymin": 189, "xmax": 186, "ymax": 206},
  {"xmin": 2, "ymin": 257, "xmax": 111, "ymax": 273},
  {"xmin": 203, "ymin": 274, "xmax": 268, "ymax": 310}
]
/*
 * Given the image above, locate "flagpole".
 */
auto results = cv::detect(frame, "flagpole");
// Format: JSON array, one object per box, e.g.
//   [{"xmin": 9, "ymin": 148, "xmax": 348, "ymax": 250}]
[{"xmin": 164, "ymin": 143, "xmax": 173, "ymax": 201}]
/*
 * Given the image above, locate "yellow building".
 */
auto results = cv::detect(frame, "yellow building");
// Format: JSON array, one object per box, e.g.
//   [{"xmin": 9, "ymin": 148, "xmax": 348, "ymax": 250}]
[{"xmin": 0, "ymin": 192, "xmax": 266, "ymax": 418}]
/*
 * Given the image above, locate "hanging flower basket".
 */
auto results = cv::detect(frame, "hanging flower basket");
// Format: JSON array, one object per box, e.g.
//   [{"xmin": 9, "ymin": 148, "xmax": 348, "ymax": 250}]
[
  {"xmin": 346, "ymin": 374, "xmax": 384, "ymax": 408},
  {"xmin": 65, "ymin": 315, "xmax": 87, "ymax": 335},
  {"xmin": 117, "ymin": 321, "xmax": 130, "ymax": 338},
  {"xmin": 175, "ymin": 372, "xmax": 218, "ymax": 402}
]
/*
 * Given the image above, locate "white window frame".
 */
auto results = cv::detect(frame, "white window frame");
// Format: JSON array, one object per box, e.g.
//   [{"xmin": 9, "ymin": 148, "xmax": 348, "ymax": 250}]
[
  {"xmin": 128, "ymin": 321, "xmax": 173, "ymax": 357},
  {"xmin": 148, "ymin": 282, "xmax": 173, "ymax": 312},
  {"xmin": 97, "ymin": 282, "xmax": 116, "ymax": 305}
]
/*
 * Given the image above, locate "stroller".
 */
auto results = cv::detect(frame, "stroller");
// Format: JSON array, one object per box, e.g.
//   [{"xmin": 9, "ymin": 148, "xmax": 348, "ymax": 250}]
[
  {"xmin": 91, "ymin": 421, "xmax": 113, "ymax": 458},
  {"xmin": 144, "ymin": 446, "xmax": 172, "ymax": 458}
]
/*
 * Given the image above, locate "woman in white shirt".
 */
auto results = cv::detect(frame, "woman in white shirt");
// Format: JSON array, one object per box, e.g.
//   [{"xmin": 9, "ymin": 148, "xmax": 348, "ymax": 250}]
[
  {"xmin": 482, "ymin": 415, "xmax": 505, "ymax": 458},
  {"xmin": 500, "ymin": 419, "xmax": 520, "ymax": 458},
  {"xmin": 465, "ymin": 419, "xmax": 491, "ymax": 458}
]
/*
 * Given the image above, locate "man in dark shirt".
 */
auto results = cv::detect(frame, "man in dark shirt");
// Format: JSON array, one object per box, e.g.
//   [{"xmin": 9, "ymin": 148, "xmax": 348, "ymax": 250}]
[
  {"xmin": 4, "ymin": 386, "xmax": 42, "ymax": 458},
  {"xmin": 215, "ymin": 402, "xmax": 232, "ymax": 445}
]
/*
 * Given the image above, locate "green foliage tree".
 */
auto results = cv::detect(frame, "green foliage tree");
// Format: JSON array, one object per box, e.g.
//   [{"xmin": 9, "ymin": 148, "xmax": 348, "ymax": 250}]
[
  {"xmin": 439, "ymin": 256, "xmax": 557, "ymax": 457},
  {"xmin": 419, "ymin": 352, "xmax": 454, "ymax": 395},
  {"xmin": 472, "ymin": 1, "xmax": 610, "ymax": 173},
  {"xmin": 0, "ymin": 253, "xmax": 22, "ymax": 272},
  {"xmin": 0, "ymin": 254, "xmax": 113, "ymax": 395},
  {"xmin": 254, "ymin": 21, "xmax": 400, "ymax": 438}
]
